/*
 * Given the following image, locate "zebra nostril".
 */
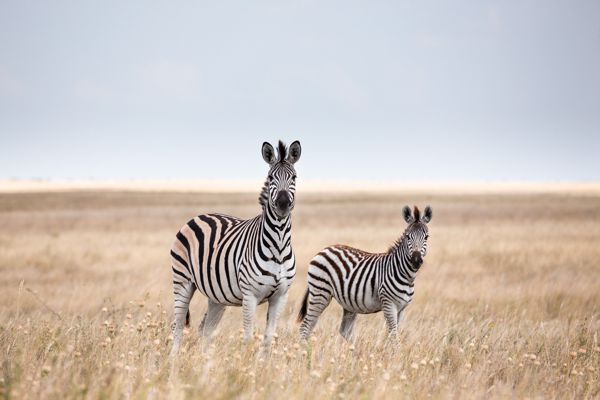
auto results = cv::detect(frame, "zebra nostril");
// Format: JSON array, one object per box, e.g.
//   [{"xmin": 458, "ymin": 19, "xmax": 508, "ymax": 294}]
[
  {"xmin": 411, "ymin": 251, "xmax": 422, "ymax": 265},
  {"xmin": 275, "ymin": 193, "xmax": 291, "ymax": 210}
]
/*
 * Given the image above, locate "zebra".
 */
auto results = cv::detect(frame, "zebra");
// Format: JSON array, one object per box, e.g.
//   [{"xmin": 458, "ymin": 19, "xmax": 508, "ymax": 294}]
[
  {"xmin": 170, "ymin": 140, "xmax": 301, "ymax": 353},
  {"xmin": 297, "ymin": 205, "xmax": 432, "ymax": 340}
]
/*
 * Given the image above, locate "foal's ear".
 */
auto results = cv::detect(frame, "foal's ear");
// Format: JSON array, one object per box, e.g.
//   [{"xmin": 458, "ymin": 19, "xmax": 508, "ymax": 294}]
[
  {"xmin": 287, "ymin": 140, "xmax": 301, "ymax": 164},
  {"xmin": 422, "ymin": 205, "xmax": 433, "ymax": 223},
  {"xmin": 403, "ymin": 206, "xmax": 414, "ymax": 223},
  {"xmin": 262, "ymin": 142, "xmax": 276, "ymax": 165}
]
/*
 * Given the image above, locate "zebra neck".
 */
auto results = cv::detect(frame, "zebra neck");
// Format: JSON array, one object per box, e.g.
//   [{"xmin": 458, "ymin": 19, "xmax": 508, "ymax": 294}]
[
  {"xmin": 388, "ymin": 239, "xmax": 418, "ymax": 283},
  {"xmin": 260, "ymin": 204, "xmax": 292, "ymax": 256}
]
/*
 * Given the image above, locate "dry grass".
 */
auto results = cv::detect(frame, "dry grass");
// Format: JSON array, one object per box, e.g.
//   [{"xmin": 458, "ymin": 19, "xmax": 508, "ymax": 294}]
[{"xmin": 0, "ymin": 189, "xmax": 599, "ymax": 399}]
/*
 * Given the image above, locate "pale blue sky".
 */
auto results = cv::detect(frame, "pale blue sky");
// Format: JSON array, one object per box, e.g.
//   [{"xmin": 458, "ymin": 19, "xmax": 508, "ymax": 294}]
[{"xmin": 1, "ymin": 1, "xmax": 599, "ymax": 181}]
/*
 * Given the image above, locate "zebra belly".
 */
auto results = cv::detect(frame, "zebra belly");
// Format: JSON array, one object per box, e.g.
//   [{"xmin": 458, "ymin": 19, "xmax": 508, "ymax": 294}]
[
  {"xmin": 195, "ymin": 260, "xmax": 244, "ymax": 307},
  {"xmin": 199, "ymin": 261, "xmax": 294, "ymax": 306},
  {"xmin": 361, "ymin": 296, "xmax": 383, "ymax": 313},
  {"xmin": 335, "ymin": 293, "xmax": 382, "ymax": 314}
]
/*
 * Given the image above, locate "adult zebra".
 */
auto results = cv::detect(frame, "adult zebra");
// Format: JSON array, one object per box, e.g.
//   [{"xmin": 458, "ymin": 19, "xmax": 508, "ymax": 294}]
[
  {"xmin": 170, "ymin": 140, "xmax": 301, "ymax": 353},
  {"xmin": 298, "ymin": 205, "xmax": 432, "ymax": 340}
]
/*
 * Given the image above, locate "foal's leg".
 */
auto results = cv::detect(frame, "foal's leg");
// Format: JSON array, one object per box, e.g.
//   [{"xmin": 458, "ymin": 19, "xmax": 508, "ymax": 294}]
[
  {"xmin": 198, "ymin": 300, "xmax": 226, "ymax": 339},
  {"xmin": 382, "ymin": 299, "xmax": 399, "ymax": 338},
  {"xmin": 339, "ymin": 309, "xmax": 357, "ymax": 341},
  {"xmin": 299, "ymin": 290, "xmax": 332, "ymax": 340}
]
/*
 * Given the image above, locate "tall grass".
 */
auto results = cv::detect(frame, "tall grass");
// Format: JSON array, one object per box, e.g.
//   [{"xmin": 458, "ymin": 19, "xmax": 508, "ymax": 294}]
[{"xmin": 1, "ymin": 190, "xmax": 598, "ymax": 398}]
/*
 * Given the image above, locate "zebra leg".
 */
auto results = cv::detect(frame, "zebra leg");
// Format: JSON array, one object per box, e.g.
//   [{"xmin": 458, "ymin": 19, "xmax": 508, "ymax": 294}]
[
  {"xmin": 171, "ymin": 279, "xmax": 196, "ymax": 355},
  {"xmin": 339, "ymin": 310, "xmax": 357, "ymax": 341},
  {"xmin": 198, "ymin": 300, "xmax": 226, "ymax": 339},
  {"xmin": 264, "ymin": 293, "xmax": 287, "ymax": 346},
  {"xmin": 396, "ymin": 309, "xmax": 405, "ymax": 330},
  {"xmin": 382, "ymin": 299, "xmax": 399, "ymax": 338},
  {"xmin": 299, "ymin": 290, "xmax": 332, "ymax": 340},
  {"xmin": 242, "ymin": 294, "xmax": 258, "ymax": 342}
]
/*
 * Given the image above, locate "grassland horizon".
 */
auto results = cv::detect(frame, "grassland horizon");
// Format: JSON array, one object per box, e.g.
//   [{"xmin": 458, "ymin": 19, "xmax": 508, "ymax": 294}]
[
  {"xmin": 2, "ymin": 179, "xmax": 600, "ymax": 195},
  {"xmin": 0, "ymin": 186, "xmax": 598, "ymax": 399}
]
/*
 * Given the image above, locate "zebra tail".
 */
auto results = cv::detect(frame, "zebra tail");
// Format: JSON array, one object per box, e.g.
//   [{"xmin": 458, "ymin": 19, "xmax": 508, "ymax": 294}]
[
  {"xmin": 297, "ymin": 289, "xmax": 309, "ymax": 323},
  {"xmin": 185, "ymin": 310, "xmax": 190, "ymax": 327}
]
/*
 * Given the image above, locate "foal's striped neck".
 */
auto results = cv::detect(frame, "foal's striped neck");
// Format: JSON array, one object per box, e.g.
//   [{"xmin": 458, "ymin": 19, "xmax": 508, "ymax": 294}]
[{"xmin": 387, "ymin": 235, "xmax": 418, "ymax": 282}]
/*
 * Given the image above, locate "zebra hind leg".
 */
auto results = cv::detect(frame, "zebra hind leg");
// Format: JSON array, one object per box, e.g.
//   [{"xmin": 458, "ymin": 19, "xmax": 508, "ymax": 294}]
[
  {"xmin": 396, "ymin": 309, "xmax": 406, "ymax": 331},
  {"xmin": 299, "ymin": 289, "xmax": 332, "ymax": 340},
  {"xmin": 198, "ymin": 300, "xmax": 226, "ymax": 339},
  {"xmin": 171, "ymin": 279, "xmax": 196, "ymax": 355},
  {"xmin": 339, "ymin": 310, "xmax": 357, "ymax": 341}
]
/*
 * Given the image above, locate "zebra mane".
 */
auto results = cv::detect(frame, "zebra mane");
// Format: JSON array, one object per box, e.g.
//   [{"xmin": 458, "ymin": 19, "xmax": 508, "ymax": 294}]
[
  {"xmin": 389, "ymin": 234, "xmax": 407, "ymax": 253},
  {"xmin": 277, "ymin": 140, "xmax": 287, "ymax": 162},
  {"xmin": 259, "ymin": 178, "xmax": 269, "ymax": 210},
  {"xmin": 259, "ymin": 140, "xmax": 288, "ymax": 210},
  {"xmin": 413, "ymin": 206, "xmax": 420, "ymax": 222}
]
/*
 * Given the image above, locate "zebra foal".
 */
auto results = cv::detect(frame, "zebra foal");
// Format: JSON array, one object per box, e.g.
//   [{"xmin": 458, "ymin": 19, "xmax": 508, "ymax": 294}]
[
  {"xmin": 170, "ymin": 140, "xmax": 301, "ymax": 353},
  {"xmin": 298, "ymin": 205, "xmax": 432, "ymax": 340}
]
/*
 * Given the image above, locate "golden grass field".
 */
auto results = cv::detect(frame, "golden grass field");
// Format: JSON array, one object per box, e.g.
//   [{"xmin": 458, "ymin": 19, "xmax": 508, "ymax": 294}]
[{"xmin": 0, "ymin": 184, "xmax": 599, "ymax": 399}]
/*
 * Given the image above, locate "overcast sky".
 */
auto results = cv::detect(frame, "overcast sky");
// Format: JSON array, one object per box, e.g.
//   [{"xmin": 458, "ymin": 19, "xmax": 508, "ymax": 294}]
[{"xmin": 1, "ymin": 1, "xmax": 599, "ymax": 181}]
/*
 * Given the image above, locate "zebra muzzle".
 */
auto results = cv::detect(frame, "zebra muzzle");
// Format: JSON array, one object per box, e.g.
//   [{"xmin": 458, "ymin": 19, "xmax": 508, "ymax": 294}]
[
  {"xmin": 274, "ymin": 192, "xmax": 292, "ymax": 215},
  {"xmin": 411, "ymin": 251, "xmax": 423, "ymax": 267}
]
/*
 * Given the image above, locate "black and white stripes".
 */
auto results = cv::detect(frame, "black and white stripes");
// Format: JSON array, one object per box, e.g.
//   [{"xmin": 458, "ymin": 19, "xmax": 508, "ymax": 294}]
[
  {"xmin": 298, "ymin": 205, "xmax": 432, "ymax": 340},
  {"xmin": 170, "ymin": 140, "xmax": 301, "ymax": 353}
]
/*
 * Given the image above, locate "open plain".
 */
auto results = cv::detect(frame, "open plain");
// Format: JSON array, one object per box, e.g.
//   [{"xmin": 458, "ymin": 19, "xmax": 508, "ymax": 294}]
[{"xmin": 0, "ymin": 184, "xmax": 599, "ymax": 399}]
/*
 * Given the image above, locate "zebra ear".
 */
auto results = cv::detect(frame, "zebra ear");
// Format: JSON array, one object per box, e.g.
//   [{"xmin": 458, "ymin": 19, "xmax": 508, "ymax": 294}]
[
  {"xmin": 287, "ymin": 140, "xmax": 301, "ymax": 164},
  {"xmin": 402, "ymin": 206, "xmax": 414, "ymax": 224},
  {"xmin": 422, "ymin": 206, "xmax": 433, "ymax": 223},
  {"xmin": 262, "ymin": 142, "xmax": 276, "ymax": 165}
]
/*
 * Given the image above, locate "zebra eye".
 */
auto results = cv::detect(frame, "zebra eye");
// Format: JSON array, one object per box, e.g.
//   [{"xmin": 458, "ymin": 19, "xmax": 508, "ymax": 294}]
[
  {"xmin": 268, "ymin": 174, "xmax": 274, "ymax": 180},
  {"xmin": 425, "ymin": 235, "xmax": 429, "ymax": 240},
  {"xmin": 292, "ymin": 175, "xmax": 297, "ymax": 180}
]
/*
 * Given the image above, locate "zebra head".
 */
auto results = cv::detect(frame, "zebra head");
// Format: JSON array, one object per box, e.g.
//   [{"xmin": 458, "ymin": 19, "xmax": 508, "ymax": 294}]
[
  {"xmin": 260, "ymin": 140, "xmax": 301, "ymax": 218},
  {"xmin": 402, "ymin": 205, "xmax": 432, "ymax": 268}
]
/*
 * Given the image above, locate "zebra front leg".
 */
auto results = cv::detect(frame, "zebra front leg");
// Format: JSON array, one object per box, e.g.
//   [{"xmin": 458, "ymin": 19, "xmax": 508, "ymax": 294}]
[
  {"xmin": 198, "ymin": 300, "xmax": 226, "ymax": 339},
  {"xmin": 171, "ymin": 280, "xmax": 195, "ymax": 355},
  {"xmin": 264, "ymin": 293, "xmax": 287, "ymax": 346},
  {"xmin": 339, "ymin": 310, "xmax": 357, "ymax": 341},
  {"xmin": 382, "ymin": 299, "xmax": 399, "ymax": 338},
  {"xmin": 242, "ymin": 294, "xmax": 258, "ymax": 342}
]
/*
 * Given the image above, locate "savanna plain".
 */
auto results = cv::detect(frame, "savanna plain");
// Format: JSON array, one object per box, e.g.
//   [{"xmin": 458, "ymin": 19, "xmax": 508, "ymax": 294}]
[{"xmin": 0, "ymin": 186, "xmax": 598, "ymax": 399}]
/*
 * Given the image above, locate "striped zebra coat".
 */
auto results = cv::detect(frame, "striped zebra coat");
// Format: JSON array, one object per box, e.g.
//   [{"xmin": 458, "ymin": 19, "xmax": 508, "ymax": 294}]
[
  {"xmin": 170, "ymin": 140, "xmax": 301, "ymax": 352},
  {"xmin": 298, "ymin": 205, "xmax": 432, "ymax": 340}
]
